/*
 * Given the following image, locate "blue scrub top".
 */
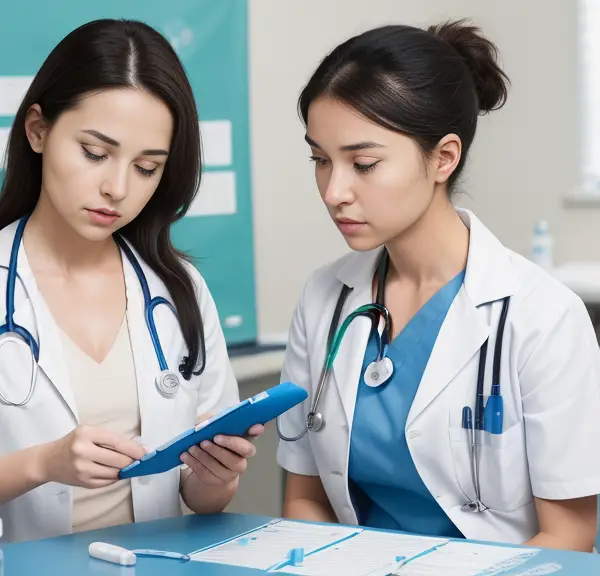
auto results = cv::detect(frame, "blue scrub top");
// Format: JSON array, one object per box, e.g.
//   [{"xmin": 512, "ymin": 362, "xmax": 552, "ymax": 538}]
[{"xmin": 348, "ymin": 270, "xmax": 466, "ymax": 538}]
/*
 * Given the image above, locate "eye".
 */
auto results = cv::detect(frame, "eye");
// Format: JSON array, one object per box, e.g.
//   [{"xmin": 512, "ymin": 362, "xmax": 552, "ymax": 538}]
[
  {"xmin": 309, "ymin": 156, "xmax": 330, "ymax": 168},
  {"xmin": 354, "ymin": 161, "xmax": 379, "ymax": 174},
  {"xmin": 135, "ymin": 165, "xmax": 157, "ymax": 177},
  {"xmin": 81, "ymin": 145, "xmax": 107, "ymax": 162}
]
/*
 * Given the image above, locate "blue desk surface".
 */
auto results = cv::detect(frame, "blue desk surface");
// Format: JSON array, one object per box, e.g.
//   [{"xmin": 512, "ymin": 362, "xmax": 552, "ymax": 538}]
[{"xmin": 3, "ymin": 513, "xmax": 600, "ymax": 575}]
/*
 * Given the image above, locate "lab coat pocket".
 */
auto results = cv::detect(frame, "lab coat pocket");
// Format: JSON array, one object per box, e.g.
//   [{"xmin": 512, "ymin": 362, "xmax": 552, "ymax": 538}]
[{"xmin": 450, "ymin": 422, "xmax": 533, "ymax": 513}]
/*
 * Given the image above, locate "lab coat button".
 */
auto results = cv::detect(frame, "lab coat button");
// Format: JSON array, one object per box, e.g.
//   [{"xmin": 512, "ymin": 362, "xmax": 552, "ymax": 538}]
[
  {"xmin": 407, "ymin": 429, "xmax": 422, "ymax": 439},
  {"xmin": 332, "ymin": 470, "xmax": 343, "ymax": 477}
]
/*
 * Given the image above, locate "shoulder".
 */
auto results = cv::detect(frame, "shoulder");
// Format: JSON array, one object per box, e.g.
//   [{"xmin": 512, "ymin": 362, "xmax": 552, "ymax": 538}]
[
  {"xmin": 180, "ymin": 258, "xmax": 209, "ymax": 298},
  {"xmin": 502, "ymin": 248, "xmax": 595, "ymax": 372}
]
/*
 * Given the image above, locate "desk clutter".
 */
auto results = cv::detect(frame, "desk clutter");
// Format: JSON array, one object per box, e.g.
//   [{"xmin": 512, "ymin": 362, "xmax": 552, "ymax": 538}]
[{"xmin": 188, "ymin": 519, "xmax": 544, "ymax": 576}]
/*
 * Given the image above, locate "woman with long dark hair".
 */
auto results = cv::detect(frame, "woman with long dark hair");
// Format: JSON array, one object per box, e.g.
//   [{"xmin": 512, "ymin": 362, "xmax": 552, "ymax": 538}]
[{"xmin": 0, "ymin": 18, "xmax": 262, "ymax": 542}]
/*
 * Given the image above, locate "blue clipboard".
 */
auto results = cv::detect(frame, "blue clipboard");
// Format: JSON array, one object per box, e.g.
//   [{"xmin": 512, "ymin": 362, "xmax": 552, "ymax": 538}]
[{"xmin": 119, "ymin": 381, "xmax": 307, "ymax": 479}]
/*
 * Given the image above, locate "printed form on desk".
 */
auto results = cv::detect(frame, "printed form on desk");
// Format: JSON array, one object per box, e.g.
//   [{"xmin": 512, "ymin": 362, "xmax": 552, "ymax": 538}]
[
  {"xmin": 390, "ymin": 542, "xmax": 541, "ymax": 576},
  {"xmin": 189, "ymin": 519, "xmax": 540, "ymax": 575},
  {"xmin": 189, "ymin": 520, "xmax": 360, "ymax": 571}
]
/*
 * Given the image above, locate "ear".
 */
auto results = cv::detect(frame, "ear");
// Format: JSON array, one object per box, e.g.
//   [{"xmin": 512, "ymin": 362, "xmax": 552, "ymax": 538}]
[
  {"xmin": 24, "ymin": 104, "xmax": 49, "ymax": 154},
  {"xmin": 433, "ymin": 134, "xmax": 462, "ymax": 184}
]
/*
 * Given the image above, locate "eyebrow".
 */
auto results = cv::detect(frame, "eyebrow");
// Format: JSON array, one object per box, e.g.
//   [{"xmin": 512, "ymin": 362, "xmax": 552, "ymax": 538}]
[
  {"xmin": 81, "ymin": 129, "xmax": 169, "ymax": 156},
  {"xmin": 304, "ymin": 134, "xmax": 385, "ymax": 152}
]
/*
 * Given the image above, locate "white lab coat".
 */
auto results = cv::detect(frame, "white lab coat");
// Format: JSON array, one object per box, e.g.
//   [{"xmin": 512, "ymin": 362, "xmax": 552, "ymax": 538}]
[
  {"xmin": 277, "ymin": 208, "xmax": 600, "ymax": 544},
  {"xmin": 0, "ymin": 221, "xmax": 239, "ymax": 542}
]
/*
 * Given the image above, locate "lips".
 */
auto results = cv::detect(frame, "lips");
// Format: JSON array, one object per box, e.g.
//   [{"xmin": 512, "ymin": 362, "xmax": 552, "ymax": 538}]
[
  {"xmin": 335, "ymin": 217, "xmax": 366, "ymax": 235},
  {"xmin": 90, "ymin": 208, "xmax": 120, "ymax": 217},
  {"xmin": 336, "ymin": 217, "xmax": 364, "ymax": 225},
  {"xmin": 86, "ymin": 208, "xmax": 121, "ymax": 226}
]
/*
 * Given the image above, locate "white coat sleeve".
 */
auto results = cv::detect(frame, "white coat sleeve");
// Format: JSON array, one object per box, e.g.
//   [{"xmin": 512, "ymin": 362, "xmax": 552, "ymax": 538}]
[
  {"xmin": 276, "ymin": 284, "xmax": 319, "ymax": 476},
  {"xmin": 520, "ymin": 295, "xmax": 600, "ymax": 499},
  {"xmin": 187, "ymin": 264, "xmax": 240, "ymax": 418}
]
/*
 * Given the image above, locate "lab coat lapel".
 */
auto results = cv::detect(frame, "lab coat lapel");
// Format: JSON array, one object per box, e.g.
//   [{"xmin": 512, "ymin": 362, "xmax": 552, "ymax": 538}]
[
  {"xmin": 406, "ymin": 288, "xmax": 488, "ymax": 426},
  {"xmin": 407, "ymin": 208, "xmax": 518, "ymax": 426},
  {"xmin": 121, "ymin": 244, "xmax": 179, "ymax": 448},
  {"xmin": 122, "ymin": 252, "xmax": 158, "ymax": 445},
  {"xmin": 14, "ymin": 245, "xmax": 79, "ymax": 422},
  {"xmin": 331, "ymin": 249, "xmax": 382, "ymax": 426},
  {"xmin": 331, "ymin": 284, "xmax": 373, "ymax": 426}
]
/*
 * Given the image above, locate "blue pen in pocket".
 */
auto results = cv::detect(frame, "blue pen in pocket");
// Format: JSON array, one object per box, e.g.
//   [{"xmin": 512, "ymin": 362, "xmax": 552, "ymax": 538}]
[{"xmin": 484, "ymin": 378, "xmax": 503, "ymax": 435}]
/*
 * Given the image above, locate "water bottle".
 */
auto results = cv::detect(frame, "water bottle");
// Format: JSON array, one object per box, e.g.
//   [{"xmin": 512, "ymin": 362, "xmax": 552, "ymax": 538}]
[{"xmin": 531, "ymin": 219, "xmax": 553, "ymax": 271}]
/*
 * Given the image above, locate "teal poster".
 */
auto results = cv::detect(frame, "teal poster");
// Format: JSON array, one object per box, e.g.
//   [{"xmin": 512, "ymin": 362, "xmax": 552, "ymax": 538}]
[{"xmin": 0, "ymin": 1, "xmax": 257, "ymax": 347}]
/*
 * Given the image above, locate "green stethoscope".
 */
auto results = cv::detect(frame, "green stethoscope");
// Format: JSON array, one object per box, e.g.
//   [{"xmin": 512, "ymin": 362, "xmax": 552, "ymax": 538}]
[{"xmin": 277, "ymin": 251, "xmax": 394, "ymax": 441}]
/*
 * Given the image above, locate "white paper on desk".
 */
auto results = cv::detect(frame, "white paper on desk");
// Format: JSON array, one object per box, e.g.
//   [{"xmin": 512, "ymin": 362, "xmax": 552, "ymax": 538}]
[
  {"xmin": 274, "ymin": 530, "xmax": 447, "ymax": 576},
  {"xmin": 395, "ymin": 541, "xmax": 540, "ymax": 576},
  {"xmin": 189, "ymin": 519, "xmax": 360, "ymax": 570}
]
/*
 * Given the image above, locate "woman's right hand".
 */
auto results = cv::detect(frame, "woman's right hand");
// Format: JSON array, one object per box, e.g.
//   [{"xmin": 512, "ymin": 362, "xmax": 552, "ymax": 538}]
[{"xmin": 40, "ymin": 426, "xmax": 148, "ymax": 488}]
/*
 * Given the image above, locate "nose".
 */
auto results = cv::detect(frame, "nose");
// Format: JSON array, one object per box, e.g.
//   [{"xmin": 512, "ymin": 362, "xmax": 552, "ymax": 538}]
[
  {"xmin": 99, "ymin": 164, "xmax": 128, "ymax": 202},
  {"xmin": 322, "ymin": 167, "xmax": 354, "ymax": 208}
]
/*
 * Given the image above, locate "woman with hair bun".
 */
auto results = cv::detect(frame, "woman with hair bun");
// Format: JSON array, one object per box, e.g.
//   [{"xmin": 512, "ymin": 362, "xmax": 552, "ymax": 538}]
[{"xmin": 276, "ymin": 20, "xmax": 600, "ymax": 551}]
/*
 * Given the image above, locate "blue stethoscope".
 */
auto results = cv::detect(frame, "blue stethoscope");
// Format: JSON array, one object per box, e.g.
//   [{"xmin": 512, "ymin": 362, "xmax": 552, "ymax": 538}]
[
  {"xmin": 276, "ymin": 249, "xmax": 510, "ymax": 513},
  {"xmin": 0, "ymin": 215, "xmax": 188, "ymax": 407}
]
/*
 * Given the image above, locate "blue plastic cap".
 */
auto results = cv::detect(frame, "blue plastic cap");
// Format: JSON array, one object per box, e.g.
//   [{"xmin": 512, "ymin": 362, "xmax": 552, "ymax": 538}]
[
  {"xmin": 288, "ymin": 548, "xmax": 305, "ymax": 566},
  {"xmin": 484, "ymin": 395, "xmax": 503, "ymax": 434},
  {"xmin": 462, "ymin": 406, "xmax": 472, "ymax": 429}
]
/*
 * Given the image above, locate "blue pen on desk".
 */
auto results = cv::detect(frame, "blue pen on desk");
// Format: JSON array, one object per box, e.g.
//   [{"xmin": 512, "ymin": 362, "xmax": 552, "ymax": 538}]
[
  {"xmin": 131, "ymin": 549, "xmax": 190, "ymax": 562},
  {"xmin": 385, "ymin": 542, "xmax": 448, "ymax": 575}
]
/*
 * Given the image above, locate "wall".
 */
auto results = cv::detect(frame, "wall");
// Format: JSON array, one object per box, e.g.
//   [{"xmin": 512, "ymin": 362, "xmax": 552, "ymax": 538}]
[{"xmin": 248, "ymin": 0, "xmax": 598, "ymax": 341}]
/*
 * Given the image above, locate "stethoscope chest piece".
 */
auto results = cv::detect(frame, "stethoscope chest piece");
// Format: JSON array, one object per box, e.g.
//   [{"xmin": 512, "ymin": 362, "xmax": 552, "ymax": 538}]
[
  {"xmin": 155, "ymin": 370, "xmax": 180, "ymax": 399},
  {"xmin": 306, "ymin": 411, "xmax": 325, "ymax": 432},
  {"xmin": 364, "ymin": 357, "xmax": 394, "ymax": 388}
]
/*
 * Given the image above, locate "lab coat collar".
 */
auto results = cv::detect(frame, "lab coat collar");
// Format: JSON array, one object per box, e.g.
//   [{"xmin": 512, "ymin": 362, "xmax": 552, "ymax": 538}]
[
  {"xmin": 118, "ymin": 237, "xmax": 181, "ymax": 449},
  {"xmin": 330, "ymin": 208, "xmax": 518, "ymax": 427},
  {"xmin": 0, "ymin": 222, "xmax": 177, "ymax": 428},
  {"xmin": 334, "ymin": 208, "xmax": 518, "ymax": 306}
]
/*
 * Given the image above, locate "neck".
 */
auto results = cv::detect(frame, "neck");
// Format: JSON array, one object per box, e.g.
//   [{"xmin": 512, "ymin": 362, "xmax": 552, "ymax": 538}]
[
  {"xmin": 23, "ymin": 193, "xmax": 118, "ymax": 274},
  {"xmin": 385, "ymin": 190, "xmax": 469, "ymax": 287}
]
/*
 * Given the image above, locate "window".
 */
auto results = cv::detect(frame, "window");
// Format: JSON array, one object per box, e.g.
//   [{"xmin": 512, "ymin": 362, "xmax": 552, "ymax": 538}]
[{"xmin": 579, "ymin": 0, "xmax": 600, "ymax": 196}]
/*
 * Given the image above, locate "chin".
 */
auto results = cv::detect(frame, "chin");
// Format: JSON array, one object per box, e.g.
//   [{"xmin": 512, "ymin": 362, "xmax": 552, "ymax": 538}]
[
  {"xmin": 75, "ymin": 221, "xmax": 117, "ymax": 242},
  {"xmin": 342, "ymin": 235, "xmax": 383, "ymax": 252}
]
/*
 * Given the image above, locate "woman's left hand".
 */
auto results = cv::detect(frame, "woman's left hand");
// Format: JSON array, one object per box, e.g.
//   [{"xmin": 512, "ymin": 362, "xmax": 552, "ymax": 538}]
[{"xmin": 180, "ymin": 415, "xmax": 265, "ymax": 485}]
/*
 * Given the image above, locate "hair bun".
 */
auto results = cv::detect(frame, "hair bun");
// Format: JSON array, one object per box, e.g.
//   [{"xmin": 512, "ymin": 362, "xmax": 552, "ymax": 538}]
[{"xmin": 428, "ymin": 19, "xmax": 510, "ymax": 113}]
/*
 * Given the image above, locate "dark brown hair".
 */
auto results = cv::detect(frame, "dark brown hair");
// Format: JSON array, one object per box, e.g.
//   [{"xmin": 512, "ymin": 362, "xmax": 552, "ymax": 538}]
[
  {"xmin": 0, "ymin": 19, "xmax": 205, "ymax": 378},
  {"xmin": 299, "ymin": 19, "xmax": 510, "ymax": 192}
]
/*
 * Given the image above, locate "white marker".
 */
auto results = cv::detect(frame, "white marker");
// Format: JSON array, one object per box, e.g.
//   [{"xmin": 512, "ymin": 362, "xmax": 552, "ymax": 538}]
[{"xmin": 88, "ymin": 542, "xmax": 136, "ymax": 566}]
